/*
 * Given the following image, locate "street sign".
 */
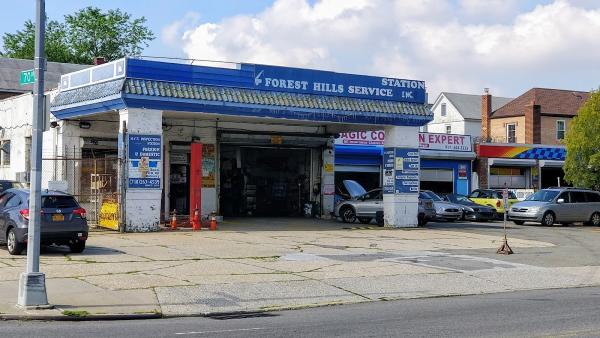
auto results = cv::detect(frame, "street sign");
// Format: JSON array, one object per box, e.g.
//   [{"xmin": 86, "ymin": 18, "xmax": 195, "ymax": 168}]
[
  {"xmin": 502, "ymin": 188, "xmax": 509, "ymax": 208},
  {"xmin": 20, "ymin": 69, "xmax": 35, "ymax": 85}
]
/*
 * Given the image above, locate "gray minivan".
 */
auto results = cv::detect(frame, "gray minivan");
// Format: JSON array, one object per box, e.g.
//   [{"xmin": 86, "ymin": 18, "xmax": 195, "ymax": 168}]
[
  {"xmin": 0, "ymin": 189, "xmax": 88, "ymax": 255},
  {"xmin": 508, "ymin": 188, "xmax": 600, "ymax": 226}
]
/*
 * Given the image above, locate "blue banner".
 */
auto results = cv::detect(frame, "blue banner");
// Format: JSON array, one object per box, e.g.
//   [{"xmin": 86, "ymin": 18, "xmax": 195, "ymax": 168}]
[
  {"xmin": 394, "ymin": 148, "xmax": 419, "ymax": 193},
  {"xmin": 249, "ymin": 64, "xmax": 426, "ymax": 104},
  {"xmin": 383, "ymin": 148, "xmax": 395, "ymax": 194},
  {"xmin": 128, "ymin": 134, "xmax": 162, "ymax": 189}
]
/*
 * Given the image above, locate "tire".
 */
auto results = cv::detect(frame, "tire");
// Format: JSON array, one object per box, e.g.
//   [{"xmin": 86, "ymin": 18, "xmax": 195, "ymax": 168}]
[
  {"xmin": 513, "ymin": 220, "xmax": 525, "ymax": 225},
  {"xmin": 69, "ymin": 240, "xmax": 86, "ymax": 254},
  {"xmin": 541, "ymin": 212, "xmax": 555, "ymax": 227},
  {"xmin": 6, "ymin": 228, "xmax": 24, "ymax": 255},
  {"xmin": 590, "ymin": 212, "xmax": 600, "ymax": 226},
  {"xmin": 418, "ymin": 215, "xmax": 428, "ymax": 227},
  {"xmin": 340, "ymin": 206, "xmax": 357, "ymax": 223},
  {"xmin": 357, "ymin": 217, "xmax": 372, "ymax": 224}
]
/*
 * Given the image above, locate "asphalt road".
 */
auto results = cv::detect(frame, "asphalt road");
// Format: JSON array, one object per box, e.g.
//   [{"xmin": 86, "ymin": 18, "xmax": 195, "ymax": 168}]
[{"xmin": 4, "ymin": 287, "xmax": 600, "ymax": 338}]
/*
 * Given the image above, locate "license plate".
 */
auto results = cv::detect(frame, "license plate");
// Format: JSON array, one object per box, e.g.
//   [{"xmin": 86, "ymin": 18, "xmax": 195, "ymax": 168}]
[{"xmin": 52, "ymin": 214, "xmax": 64, "ymax": 222}]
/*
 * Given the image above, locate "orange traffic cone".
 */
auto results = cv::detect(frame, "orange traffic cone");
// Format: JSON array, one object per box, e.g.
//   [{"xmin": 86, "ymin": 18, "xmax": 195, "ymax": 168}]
[
  {"xmin": 210, "ymin": 212, "xmax": 218, "ymax": 231},
  {"xmin": 192, "ymin": 207, "xmax": 201, "ymax": 231},
  {"xmin": 170, "ymin": 209, "xmax": 177, "ymax": 230}
]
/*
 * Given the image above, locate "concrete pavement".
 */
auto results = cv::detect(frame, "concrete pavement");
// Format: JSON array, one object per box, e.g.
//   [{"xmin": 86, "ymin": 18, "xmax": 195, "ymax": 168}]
[{"xmin": 1, "ymin": 218, "xmax": 600, "ymax": 319}]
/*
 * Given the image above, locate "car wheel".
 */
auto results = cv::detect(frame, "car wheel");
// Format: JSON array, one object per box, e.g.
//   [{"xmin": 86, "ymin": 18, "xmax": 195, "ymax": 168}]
[
  {"xmin": 69, "ymin": 240, "xmax": 86, "ymax": 254},
  {"xmin": 541, "ymin": 212, "xmax": 555, "ymax": 227},
  {"xmin": 340, "ymin": 206, "xmax": 357, "ymax": 223},
  {"xmin": 513, "ymin": 220, "xmax": 525, "ymax": 225},
  {"xmin": 418, "ymin": 214, "xmax": 428, "ymax": 226},
  {"xmin": 357, "ymin": 217, "xmax": 372, "ymax": 224},
  {"xmin": 6, "ymin": 228, "xmax": 24, "ymax": 255},
  {"xmin": 590, "ymin": 212, "xmax": 600, "ymax": 226}
]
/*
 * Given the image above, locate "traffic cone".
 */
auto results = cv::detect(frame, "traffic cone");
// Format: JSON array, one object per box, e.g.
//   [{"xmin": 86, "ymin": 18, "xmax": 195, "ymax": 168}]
[
  {"xmin": 210, "ymin": 212, "xmax": 218, "ymax": 231},
  {"xmin": 192, "ymin": 207, "xmax": 201, "ymax": 231},
  {"xmin": 170, "ymin": 209, "xmax": 177, "ymax": 230}
]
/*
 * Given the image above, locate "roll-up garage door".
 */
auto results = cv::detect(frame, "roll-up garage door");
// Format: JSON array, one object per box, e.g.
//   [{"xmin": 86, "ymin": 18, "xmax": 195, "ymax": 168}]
[{"xmin": 420, "ymin": 169, "xmax": 454, "ymax": 194}]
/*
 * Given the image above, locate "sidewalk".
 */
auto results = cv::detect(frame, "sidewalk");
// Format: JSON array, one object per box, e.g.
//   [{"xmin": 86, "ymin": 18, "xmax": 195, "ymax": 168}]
[{"xmin": 1, "ymin": 218, "xmax": 600, "ymax": 320}]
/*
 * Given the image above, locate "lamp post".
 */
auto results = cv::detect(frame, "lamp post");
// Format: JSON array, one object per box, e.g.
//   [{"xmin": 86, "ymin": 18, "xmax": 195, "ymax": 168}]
[{"xmin": 17, "ymin": 0, "xmax": 49, "ymax": 308}]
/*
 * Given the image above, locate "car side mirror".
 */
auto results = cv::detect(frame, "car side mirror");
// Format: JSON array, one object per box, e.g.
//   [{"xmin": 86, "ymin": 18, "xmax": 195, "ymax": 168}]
[{"xmin": 557, "ymin": 198, "xmax": 565, "ymax": 204}]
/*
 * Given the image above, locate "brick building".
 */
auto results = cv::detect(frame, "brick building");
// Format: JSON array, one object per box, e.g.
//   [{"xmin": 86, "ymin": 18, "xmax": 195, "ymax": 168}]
[{"xmin": 477, "ymin": 88, "xmax": 589, "ymax": 192}]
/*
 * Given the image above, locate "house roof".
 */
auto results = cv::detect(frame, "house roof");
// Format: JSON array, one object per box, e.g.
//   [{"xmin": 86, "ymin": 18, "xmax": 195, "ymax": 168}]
[
  {"xmin": 443, "ymin": 92, "xmax": 513, "ymax": 120},
  {"xmin": 491, "ymin": 88, "xmax": 590, "ymax": 118},
  {"xmin": 0, "ymin": 57, "xmax": 89, "ymax": 94}
]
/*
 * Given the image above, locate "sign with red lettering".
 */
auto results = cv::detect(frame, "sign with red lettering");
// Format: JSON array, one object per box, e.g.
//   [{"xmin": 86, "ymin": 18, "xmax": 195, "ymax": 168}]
[{"xmin": 335, "ymin": 131, "xmax": 472, "ymax": 152}]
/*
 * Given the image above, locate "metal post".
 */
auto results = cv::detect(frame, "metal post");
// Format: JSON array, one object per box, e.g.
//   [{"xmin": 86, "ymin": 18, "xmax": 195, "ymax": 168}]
[{"xmin": 18, "ymin": 0, "xmax": 49, "ymax": 308}]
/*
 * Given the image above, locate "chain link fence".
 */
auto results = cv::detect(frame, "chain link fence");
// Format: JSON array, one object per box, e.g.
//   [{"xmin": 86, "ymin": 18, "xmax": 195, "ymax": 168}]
[{"xmin": 41, "ymin": 146, "xmax": 122, "ymax": 229}]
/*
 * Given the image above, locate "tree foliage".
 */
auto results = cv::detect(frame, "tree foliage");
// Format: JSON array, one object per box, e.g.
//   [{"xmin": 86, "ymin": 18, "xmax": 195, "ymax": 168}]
[
  {"xmin": 1, "ymin": 7, "xmax": 154, "ymax": 64},
  {"xmin": 564, "ymin": 89, "xmax": 600, "ymax": 189}
]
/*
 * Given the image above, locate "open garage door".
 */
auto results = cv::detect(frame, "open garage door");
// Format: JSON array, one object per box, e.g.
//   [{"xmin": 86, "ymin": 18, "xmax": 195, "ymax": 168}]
[{"xmin": 420, "ymin": 169, "xmax": 454, "ymax": 194}]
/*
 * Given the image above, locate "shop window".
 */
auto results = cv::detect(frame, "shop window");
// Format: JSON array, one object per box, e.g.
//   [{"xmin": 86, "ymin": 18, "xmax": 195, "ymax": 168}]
[
  {"xmin": 0, "ymin": 140, "xmax": 10, "ymax": 166},
  {"xmin": 441, "ymin": 103, "xmax": 447, "ymax": 117},
  {"xmin": 445, "ymin": 125, "xmax": 451, "ymax": 134},
  {"xmin": 556, "ymin": 120, "xmax": 565, "ymax": 140},
  {"xmin": 506, "ymin": 123, "xmax": 516, "ymax": 143},
  {"xmin": 490, "ymin": 167, "xmax": 524, "ymax": 176}
]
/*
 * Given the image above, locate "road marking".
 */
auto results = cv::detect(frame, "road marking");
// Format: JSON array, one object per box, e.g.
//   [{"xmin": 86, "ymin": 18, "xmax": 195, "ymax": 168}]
[{"xmin": 175, "ymin": 327, "xmax": 265, "ymax": 335}]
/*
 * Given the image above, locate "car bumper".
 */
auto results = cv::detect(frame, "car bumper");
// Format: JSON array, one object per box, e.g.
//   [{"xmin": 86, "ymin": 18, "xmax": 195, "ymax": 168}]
[
  {"xmin": 508, "ymin": 211, "xmax": 543, "ymax": 222},
  {"xmin": 465, "ymin": 211, "xmax": 497, "ymax": 221},
  {"xmin": 13, "ymin": 228, "xmax": 89, "ymax": 244},
  {"xmin": 435, "ymin": 211, "xmax": 462, "ymax": 220}
]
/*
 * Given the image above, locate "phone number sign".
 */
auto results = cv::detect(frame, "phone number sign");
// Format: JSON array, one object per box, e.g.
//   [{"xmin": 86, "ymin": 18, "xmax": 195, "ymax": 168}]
[{"xmin": 128, "ymin": 134, "xmax": 162, "ymax": 189}]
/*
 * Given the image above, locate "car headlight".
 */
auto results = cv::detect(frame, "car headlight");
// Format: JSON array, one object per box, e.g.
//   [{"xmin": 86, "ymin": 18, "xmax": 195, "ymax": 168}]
[{"xmin": 462, "ymin": 206, "xmax": 474, "ymax": 213}]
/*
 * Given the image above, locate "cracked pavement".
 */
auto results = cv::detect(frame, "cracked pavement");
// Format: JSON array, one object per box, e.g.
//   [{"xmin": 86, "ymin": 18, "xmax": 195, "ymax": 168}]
[{"xmin": 2, "ymin": 218, "xmax": 600, "ymax": 318}]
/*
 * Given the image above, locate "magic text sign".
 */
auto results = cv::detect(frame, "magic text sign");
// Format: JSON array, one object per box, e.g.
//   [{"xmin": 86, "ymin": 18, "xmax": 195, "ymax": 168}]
[
  {"xmin": 249, "ymin": 64, "xmax": 426, "ymax": 104},
  {"xmin": 335, "ymin": 132, "xmax": 472, "ymax": 152}
]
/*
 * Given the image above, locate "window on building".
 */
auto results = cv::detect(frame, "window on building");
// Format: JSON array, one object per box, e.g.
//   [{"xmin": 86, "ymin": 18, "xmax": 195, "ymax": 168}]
[
  {"xmin": 506, "ymin": 123, "xmax": 516, "ymax": 143},
  {"xmin": 441, "ymin": 103, "xmax": 447, "ymax": 116},
  {"xmin": 0, "ymin": 140, "xmax": 10, "ymax": 166},
  {"xmin": 445, "ymin": 125, "xmax": 451, "ymax": 134},
  {"xmin": 556, "ymin": 120, "xmax": 565, "ymax": 140}
]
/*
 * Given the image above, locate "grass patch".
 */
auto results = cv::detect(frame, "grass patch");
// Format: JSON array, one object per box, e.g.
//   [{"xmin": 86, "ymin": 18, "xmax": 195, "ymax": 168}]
[{"xmin": 62, "ymin": 310, "xmax": 90, "ymax": 317}]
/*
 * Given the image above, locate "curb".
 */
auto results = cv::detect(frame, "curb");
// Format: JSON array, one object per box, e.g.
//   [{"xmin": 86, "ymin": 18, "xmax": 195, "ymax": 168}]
[{"xmin": 0, "ymin": 312, "xmax": 162, "ymax": 322}]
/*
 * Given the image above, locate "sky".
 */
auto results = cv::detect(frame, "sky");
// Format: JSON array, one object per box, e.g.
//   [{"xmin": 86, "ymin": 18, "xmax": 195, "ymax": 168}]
[{"xmin": 1, "ymin": 0, "xmax": 599, "ymax": 100}]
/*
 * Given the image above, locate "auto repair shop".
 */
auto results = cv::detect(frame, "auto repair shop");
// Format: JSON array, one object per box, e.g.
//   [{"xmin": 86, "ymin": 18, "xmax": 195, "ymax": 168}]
[
  {"xmin": 334, "ymin": 131, "xmax": 475, "ymax": 195},
  {"xmin": 49, "ymin": 57, "xmax": 432, "ymax": 231}
]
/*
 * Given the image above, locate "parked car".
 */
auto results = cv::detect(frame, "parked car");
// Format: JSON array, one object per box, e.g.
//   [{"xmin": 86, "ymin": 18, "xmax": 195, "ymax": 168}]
[
  {"xmin": 0, "ymin": 189, "xmax": 88, "ymax": 255},
  {"xmin": 0, "ymin": 180, "xmax": 24, "ymax": 193},
  {"xmin": 335, "ymin": 180, "xmax": 435, "ymax": 226},
  {"xmin": 468, "ymin": 189, "xmax": 519, "ymax": 215},
  {"xmin": 420, "ymin": 190, "xmax": 463, "ymax": 221},
  {"xmin": 508, "ymin": 188, "xmax": 600, "ymax": 226},
  {"xmin": 443, "ymin": 194, "xmax": 497, "ymax": 221}
]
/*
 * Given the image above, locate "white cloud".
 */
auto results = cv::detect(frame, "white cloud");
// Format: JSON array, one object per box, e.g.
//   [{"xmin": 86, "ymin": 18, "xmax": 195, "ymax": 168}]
[
  {"xmin": 173, "ymin": 0, "xmax": 600, "ymax": 99},
  {"xmin": 161, "ymin": 12, "xmax": 201, "ymax": 48}
]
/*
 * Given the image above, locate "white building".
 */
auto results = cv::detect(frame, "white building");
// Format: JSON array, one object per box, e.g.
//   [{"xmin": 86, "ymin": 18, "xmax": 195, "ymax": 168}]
[{"xmin": 426, "ymin": 92, "xmax": 513, "ymax": 138}]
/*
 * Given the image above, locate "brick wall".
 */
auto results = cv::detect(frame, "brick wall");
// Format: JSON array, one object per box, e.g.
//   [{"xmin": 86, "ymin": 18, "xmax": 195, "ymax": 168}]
[
  {"xmin": 489, "ymin": 116, "xmax": 526, "ymax": 143},
  {"xmin": 476, "ymin": 157, "xmax": 488, "ymax": 189},
  {"xmin": 524, "ymin": 103, "xmax": 541, "ymax": 144},
  {"xmin": 481, "ymin": 93, "xmax": 492, "ymax": 141},
  {"xmin": 540, "ymin": 116, "xmax": 571, "ymax": 145}
]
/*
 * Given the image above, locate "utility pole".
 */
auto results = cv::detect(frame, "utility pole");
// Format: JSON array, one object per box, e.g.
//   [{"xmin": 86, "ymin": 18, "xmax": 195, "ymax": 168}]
[{"xmin": 18, "ymin": 0, "xmax": 49, "ymax": 308}]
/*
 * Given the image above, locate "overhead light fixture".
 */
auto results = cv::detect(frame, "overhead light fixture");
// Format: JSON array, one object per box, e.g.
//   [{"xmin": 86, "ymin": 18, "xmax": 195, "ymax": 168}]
[{"xmin": 79, "ymin": 121, "xmax": 91, "ymax": 129}]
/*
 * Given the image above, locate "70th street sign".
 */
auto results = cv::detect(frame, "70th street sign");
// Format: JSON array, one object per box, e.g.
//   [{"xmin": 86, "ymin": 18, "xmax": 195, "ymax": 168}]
[{"xmin": 20, "ymin": 69, "xmax": 35, "ymax": 85}]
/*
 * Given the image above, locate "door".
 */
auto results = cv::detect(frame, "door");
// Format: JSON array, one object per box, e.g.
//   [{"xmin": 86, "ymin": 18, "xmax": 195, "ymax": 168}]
[
  {"xmin": 569, "ymin": 191, "xmax": 588, "ymax": 222},
  {"xmin": 0, "ymin": 192, "xmax": 13, "ymax": 240},
  {"xmin": 554, "ymin": 192, "xmax": 572, "ymax": 222},
  {"xmin": 358, "ymin": 189, "xmax": 382, "ymax": 217}
]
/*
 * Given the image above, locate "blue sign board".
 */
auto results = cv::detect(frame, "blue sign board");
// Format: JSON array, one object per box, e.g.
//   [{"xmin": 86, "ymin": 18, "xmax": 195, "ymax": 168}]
[
  {"xmin": 128, "ymin": 134, "xmax": 162, "ymax": 189},
  {"xmin": 383, "ymin": 147, "xmax": 420, "ymax": 194},
  {"xmin": 250, "ymin": 64, "xmax": 426, "ymax": 104},
  {"xmin": 383, "ymin": 148, "xmax": 395, "ymax": 194},
  {"xmin": 394, "ymin": 148, "xmax": 419, "ymax": 194}
]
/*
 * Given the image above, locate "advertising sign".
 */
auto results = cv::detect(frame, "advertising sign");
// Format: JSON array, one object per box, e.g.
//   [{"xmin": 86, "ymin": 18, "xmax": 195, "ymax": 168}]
[
  {"xmin": 250, "ymin": 64, "xmax": 426, "ymax": 104},
  {"xmin": 383, "ymin": 147, "xmax": 419, "ymax": 194},
  {"xmin": 458, "ymin": 164, "xmax": 468, "ymax": 179},
  {"xmin": 128, "ymin": 134, "xmax": 161, "ymax": 189},
  {"xmin": 202, "ymin": 144, "xmax": 216, "ymax": 188},
  {"xmin": 335, "ymin": 131, "xmax": 473, "ymax": 152},
  {"xmin": 394, "ymin": 148, "xmax": 420, "ymax": 193}
]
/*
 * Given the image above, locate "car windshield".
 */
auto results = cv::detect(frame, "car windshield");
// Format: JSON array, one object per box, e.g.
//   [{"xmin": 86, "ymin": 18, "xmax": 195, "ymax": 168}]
[
  {"xmin": 525, "ymin": 190, "xmax": 560, "ymax": 202},
  {"xmin": 423, "ymin": 191, "xmax": 443, "ymax": 202},
  {"xmin": 455, "ymin": 195, "xmax": 471, "ymax": 203},
  {"xmin": 493, "ymin": 191, "xmax": 517, "ymax": 199}
]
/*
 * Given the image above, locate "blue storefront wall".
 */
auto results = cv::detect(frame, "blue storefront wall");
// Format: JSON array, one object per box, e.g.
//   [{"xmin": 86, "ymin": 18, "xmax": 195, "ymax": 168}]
[{"xmin": 334, "ymin": 145, "xmax": 472, "ymax": 195}]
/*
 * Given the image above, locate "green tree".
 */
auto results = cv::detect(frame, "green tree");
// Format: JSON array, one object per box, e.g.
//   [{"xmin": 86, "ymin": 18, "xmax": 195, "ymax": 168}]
[
  {"xmin": 1, "ymin": 7, "xmax": 154, "ymax": 64},
  {"xmin": 564, "ymin": 89, "xmax": 600, "ymax": 189}
]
